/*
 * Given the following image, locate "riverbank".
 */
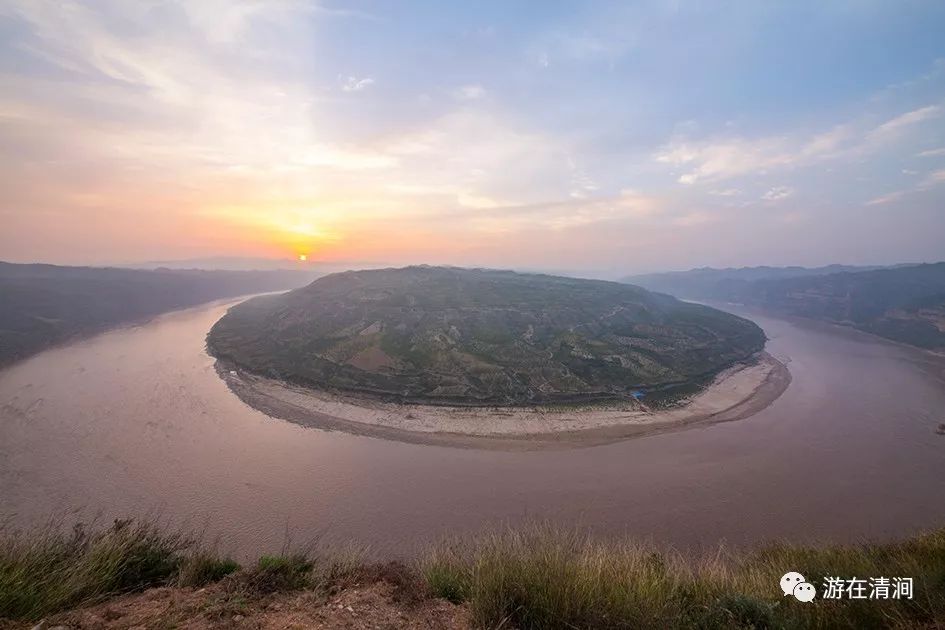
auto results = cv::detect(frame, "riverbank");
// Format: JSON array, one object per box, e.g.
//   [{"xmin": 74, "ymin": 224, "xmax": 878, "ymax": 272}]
[
  {"xmin": 2, "ymin": 518, "xmax": 943, "ymax": 629},
  {"xmin": 215, "ymin": 352, "xmax": 790, "ymax": 450}
]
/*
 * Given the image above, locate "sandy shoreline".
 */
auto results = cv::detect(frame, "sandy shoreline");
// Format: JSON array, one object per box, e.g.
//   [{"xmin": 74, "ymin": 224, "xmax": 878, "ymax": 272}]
[{"xmin": 215, "ymin": 352, "xmax": 790, "ymax": 450}]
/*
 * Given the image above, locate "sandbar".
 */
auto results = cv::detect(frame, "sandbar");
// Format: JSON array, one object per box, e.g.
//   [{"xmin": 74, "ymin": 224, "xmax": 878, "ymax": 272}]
[{"xmin": 216, "ymin": 352, "xmax": 790, "ymax": 450}]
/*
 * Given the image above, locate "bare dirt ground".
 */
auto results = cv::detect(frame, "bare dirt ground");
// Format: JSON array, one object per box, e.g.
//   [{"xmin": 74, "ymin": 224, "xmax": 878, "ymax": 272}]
[
  {"xmin": 14, "ymin": 582, "xmax": 469, "ymax": 630},
  {"xmin": 218, "ymin": 352, "xmax": 791, "ymax": 450}
]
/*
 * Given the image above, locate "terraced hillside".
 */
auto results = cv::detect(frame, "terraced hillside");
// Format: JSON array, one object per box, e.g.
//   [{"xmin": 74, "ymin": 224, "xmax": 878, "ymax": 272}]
[{"xmin": 207, "ymin": 266, "xmax": 766, "ymax": 405}]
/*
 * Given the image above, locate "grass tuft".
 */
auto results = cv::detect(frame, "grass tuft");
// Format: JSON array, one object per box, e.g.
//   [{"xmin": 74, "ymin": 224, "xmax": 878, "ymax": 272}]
[
  {"xmin": 176, "ymin": 552, "xmax": 240, "ymax": 588},
  {"xmin": 0, "ymin": 518, "xmax": 194, "ymax": 620},
  {"xmin": 238, "ymin": 554, "xmax": 314, "ymax": 594}
]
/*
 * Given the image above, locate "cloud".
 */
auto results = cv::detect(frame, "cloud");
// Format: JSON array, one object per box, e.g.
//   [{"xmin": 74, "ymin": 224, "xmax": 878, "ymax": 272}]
[
  {"xmin": 918, "ymin": 148, "xmax": 945, "ymax": 157},
  {"xmin": 655, "ymin": 136, "xmax": 795, "ymax": 184},
  {"xmin": 799, "ymin": 124, "xmax": 855, "ymax": 158},
  {"xmin": 2, "ymin": 1, "xmax": 596, "ymax": 260},
  {"xmin": 920, "ymin": 168, "xmax": 945, "ymax": 187},
  {"xmin": 762, "ymin": 186, "xmax": 793, "ymax": 201},
  {"xmin": 866, "ymin": 168, "xmax": 945, "ymax": 205},
  {"xmin": 372, "ymin": 108, "xmax": 594, "ymax": 209},
  {"xmin": 454, "ymin": 84, "xmax": 486, "ymax": 100},
  {"xmin": 341, "ymin": 76, "xmax": 375, "ymax": 92},
  {"xmin": 0, "ymin": 0, "xmax": 359, "ymax": 176},
  {"xmin": 656, "ymin": 103, "xmax": 944, "ymax": 184},
  {"xmin": 866, "ymin": 191, "xmax": 905, "ymax": 205},
  {"xmin": 865, "ymin": 105, "xmax": 940, "ymax": 143},
  {"xmin": 466, "ymin": 189, "xmax": 663, "ymax": 234},
  {"xmin": 709, "ymin": 188, "xmax": 742, "ymax": 197}
]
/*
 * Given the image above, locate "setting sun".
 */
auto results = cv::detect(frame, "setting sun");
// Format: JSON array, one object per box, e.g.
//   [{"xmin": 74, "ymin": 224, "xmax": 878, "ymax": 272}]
[{"xmin": 298, "ymin": 254, "xmax": 307, "ymax": 262}]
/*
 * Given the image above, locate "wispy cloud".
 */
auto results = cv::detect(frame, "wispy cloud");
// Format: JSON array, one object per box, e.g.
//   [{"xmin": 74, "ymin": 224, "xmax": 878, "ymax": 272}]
[
  {"xmin": 762, "ymin": 186, "xmax": 793, "ymax": 201},
  {"xmin": 866, "ymin": 191, "xmax": 906, "ymax": 206},
  {"xmin": 655, "ymin": 136, "xmax": 795, "ymax": 185},
  {"xmin": 341, "ymin": 76, "xmax": 375, "ymax": 92},
  {"xmin": 921, "ymin": 168, "xmax": 945, "ymax": 187},
  {"xmin": 865, "ymin": 105, "xmax": 940, "ymax": 143},
  {"xmin": 866, "ymin": 168, "xmax": 945, "ymax": 205},
  {"xmin": 466, "ymin": 189, "xmax": 663, "ymax": 234},
  {"xmin": 918, "ymin": 147, "xmax": 945, "ymax": 157},
  {"xmin": 0, "ymin": 1, "xmax": 594, "ymax": 262},
  {"xmin": 656, "ymin": 104, "xmax": 943, "ymax": 184}
]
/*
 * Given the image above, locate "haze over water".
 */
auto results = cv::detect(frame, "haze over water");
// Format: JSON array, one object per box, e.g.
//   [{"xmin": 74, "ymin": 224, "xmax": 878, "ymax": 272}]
[{"xmin": 2, "ymin": 298, "xmax": 943, "ymax": 557}]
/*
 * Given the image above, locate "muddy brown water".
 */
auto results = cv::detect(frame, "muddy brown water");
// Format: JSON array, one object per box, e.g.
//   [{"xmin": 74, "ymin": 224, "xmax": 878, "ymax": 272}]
[{"xmin": 1, "ymin": 297, "xmax": 944, "ymax": 558}]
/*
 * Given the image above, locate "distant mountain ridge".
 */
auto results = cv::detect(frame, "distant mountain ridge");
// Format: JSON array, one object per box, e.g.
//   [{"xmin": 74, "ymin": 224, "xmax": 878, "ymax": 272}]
[
  {"xmin": 623, "ymin": 263, "xmax": 945, "ymax": 350},
  {"xmin": 622, "ymin": 264, "xmax": 887, "ymax": 299},
  {"xmin": 0, "ymin": 262, "xmax": 321, "ymax": 367}
]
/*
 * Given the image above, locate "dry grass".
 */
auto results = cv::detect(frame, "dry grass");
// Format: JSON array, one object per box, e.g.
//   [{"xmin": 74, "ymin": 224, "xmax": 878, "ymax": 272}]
[
  {"xmin": 3, "ymin": 518, "xmax": 944, "ymax": 628},
  {"xmin": 422, "ymin": 524, "xmax": 945, "ymax": 629},
  {"xmin": 0, "ymin": 518, "xmax": 200, "ymax": 620}
]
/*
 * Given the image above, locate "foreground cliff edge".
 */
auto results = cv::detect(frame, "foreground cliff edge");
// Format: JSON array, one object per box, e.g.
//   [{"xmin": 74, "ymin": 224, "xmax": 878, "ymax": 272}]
[
  {"xmin": 3, "ymin": 519, "xmax": 943, "ymax": 629},
  {"xmin": 207, "ymin": 266, "xmax": 788, "ymax": 448}
]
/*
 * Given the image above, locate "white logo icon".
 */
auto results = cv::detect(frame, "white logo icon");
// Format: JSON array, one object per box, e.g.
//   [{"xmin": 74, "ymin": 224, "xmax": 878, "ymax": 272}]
[
  {"xmin": 781, "ymin": 571, "xmax": 816, "ymax": 601},
  {"xmin": 793, "ymin": 581, "xmax": 816, "ymax": 602}
]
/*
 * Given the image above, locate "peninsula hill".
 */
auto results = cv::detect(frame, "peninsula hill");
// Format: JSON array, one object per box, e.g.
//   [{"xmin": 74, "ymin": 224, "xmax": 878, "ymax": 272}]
[{"xmin": 207, "ymin": 266, "xmax": 766, "ymax": 407}]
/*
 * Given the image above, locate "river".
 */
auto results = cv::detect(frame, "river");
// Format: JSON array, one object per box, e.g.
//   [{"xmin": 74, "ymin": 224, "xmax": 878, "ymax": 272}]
[{"xmin": 1, "ymin": 297, "xmax": 944, "ymax": 557}]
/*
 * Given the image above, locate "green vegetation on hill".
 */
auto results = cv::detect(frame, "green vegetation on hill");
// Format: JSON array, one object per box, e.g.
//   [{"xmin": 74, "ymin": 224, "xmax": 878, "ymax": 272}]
[
  {"xmin": 625, "ymin": 262, "xmax": 945, "ymax": 350},
  {"xmin": 0, "ymin": 262, "xmax": 320, "ymax": 367},
  {"xmin": 2, "ymin": 519, "xmax": 943, "ymax": 628},
  {"xmin": 207, "ymin": 266, "xmax": 766, "ymax": 405}
]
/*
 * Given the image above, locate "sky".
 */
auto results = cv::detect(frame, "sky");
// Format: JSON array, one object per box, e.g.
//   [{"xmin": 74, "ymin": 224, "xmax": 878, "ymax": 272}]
[{"xmin": 1, "ymin": 1, "xmax": 944, "ymax": 276}]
